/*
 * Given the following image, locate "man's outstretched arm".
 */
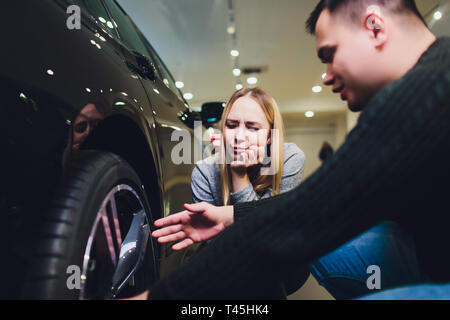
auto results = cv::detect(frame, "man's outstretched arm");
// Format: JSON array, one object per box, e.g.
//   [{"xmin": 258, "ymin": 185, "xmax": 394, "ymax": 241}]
[
  {"xmin": 152, "ymin": 202, "xmax": 234, "ymax": 250},
  {"xmin": 148, "ymin": 58, "xmax": 450, "ymax": 299}
]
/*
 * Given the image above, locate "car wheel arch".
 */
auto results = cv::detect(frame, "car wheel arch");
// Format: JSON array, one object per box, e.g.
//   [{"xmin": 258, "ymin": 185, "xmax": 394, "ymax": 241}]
[{"xmin": 77, "ymin": 114, "xmax": 164, "ymax": 221}]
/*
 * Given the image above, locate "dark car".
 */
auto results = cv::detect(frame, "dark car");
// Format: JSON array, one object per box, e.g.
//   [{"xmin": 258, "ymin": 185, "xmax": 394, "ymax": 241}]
[{"xmin": 0, "ymin": 0, "xmax": 222, "ymax": 299}]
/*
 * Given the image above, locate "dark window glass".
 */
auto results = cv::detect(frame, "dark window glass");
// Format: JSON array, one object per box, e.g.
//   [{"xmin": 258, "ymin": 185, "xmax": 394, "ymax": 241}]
[
  {"xmin": 104, "ymin": 0, "xmax": 183, "ymax": 100},
  {"xmin": 103, "ymin": 0, "xmax": 153, "ymax": 59},
  {"xmin": 79, "ymin": 0, "xmax": 114, "ymax": 32},
  {"xmin": 149, "ymin": 49, "xmax": 183, "ymax": 99}
]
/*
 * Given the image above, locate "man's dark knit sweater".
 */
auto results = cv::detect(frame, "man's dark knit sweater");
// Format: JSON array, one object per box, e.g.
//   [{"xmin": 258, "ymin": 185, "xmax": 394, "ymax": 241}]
[{"xmin": 149, "ymin": 37, "xmax": 450, "ymax": 299}]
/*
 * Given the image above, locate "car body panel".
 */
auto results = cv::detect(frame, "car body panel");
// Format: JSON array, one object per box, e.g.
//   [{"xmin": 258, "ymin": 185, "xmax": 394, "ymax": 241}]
[{"xmin": 0, "ymin": 0, "xmax": 204, "ymax": 298}]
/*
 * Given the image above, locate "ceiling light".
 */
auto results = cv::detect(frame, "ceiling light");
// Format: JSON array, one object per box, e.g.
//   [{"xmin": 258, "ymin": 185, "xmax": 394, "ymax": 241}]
[
  {"xmin": 106, "ymin": 21, "xmax": 114, "ymax": 29},
  {"xmin": 230, "ymin": 50, "xmax": 239, "ymax": 57},
  {"xmin": 175, "ymin": 81, "xmax": 184, "ymax": 89},
  {"xmin": 227, "ymin": 25, "xmax": 236, "ymax": 35},
  {"xmin": 98, "ymin": 17, "xmax": 107, "ymax": 24},
  {"xmin": 236, "ymin": 84, "xmax": 243, "ymax": 90},
  {"xmin": 312, "ymin": 86, "xmax": 323, "ymax": 93},
  {"xmin": 247, "ymin": 77, "xmax": 258, "ymax": 85},
  {"xmin": 233, "ymin": 68, "xmax": 241, "ymax": 77},
  {"xmin": 322, "ymin": 73, "xmax": 327, "ymax": 80},
  {"xmin": 46, "ymin": 69, "xmax": 54, "ymax": 76},
  {"xmin": 184, "ymin": 93, "xmax": 193, "ymax": 100},
  {"xmin": 434, "ymin": 11, "xmax": 442, "ymax": 20},
  {"xmin": 305, "ymin": 111, "xmax": 315, "ymax": 118}
]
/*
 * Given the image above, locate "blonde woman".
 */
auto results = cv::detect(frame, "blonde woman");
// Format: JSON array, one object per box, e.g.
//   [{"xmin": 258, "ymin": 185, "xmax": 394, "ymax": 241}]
[
  {"xmin": 192, "ymin": 87, "xmax": 305, "ymax": 206},
  {"xmin": 190, "ymin": 87, "xmax": 309, "ymax": 297}
]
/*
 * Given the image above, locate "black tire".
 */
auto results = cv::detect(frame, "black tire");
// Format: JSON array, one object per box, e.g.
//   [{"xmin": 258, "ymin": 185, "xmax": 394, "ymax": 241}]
[{"xmin": 23, "ymin": 151, "xmax": 158, "ymax": 299}]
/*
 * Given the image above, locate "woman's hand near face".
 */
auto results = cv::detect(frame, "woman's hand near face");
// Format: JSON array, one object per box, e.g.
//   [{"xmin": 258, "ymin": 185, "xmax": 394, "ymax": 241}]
[
  {"xmin": 210, "ymin": 133, "xmax": 267, "ymax": 170},
  {"xmin": 230, "ymin": 145, "xmax": 266, "ymax": 192},
  {"xmin": 211, "ymin": 133, "xmax": 222, "ymax": 148},
  {"xmin": 230, "ymin": 145, "xmax": 266, "ymax": 170}
]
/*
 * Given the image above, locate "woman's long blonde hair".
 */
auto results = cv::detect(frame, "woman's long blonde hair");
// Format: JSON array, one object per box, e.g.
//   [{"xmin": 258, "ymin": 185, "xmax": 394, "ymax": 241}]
[{"xmin": 220, "ymin": 87, "xmax": 285, "ymax": 205}]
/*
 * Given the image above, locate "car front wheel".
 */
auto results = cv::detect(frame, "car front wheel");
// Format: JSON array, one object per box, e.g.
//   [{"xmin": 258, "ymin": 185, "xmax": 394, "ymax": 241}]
[{"xmin": 24, "ymin": 151, "xmax": 158, "ymax": 299}]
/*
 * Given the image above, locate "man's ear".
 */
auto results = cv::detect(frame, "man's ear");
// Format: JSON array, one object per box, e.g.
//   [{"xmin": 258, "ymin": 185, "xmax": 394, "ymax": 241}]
[{"xmin": 364, "ymin": 13, "xmax": 387, "ymax": 48}]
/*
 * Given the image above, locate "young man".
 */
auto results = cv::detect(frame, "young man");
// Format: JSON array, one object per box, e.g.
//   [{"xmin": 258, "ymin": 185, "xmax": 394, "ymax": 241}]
[{"xmin": 146, "ymin": 0, "xmax": 450, "ymax": 299}]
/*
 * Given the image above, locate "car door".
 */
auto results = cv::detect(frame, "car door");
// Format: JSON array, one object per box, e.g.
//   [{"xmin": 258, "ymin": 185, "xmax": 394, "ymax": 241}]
[
  {"xmin": 101, "ymin": 0, "xmax": 206, "ymax": 275},
  {"xmin": 0, "ymin": 0, "xmax": 163, "ymax": 297},
  {"xmin": 102, "ymin": 0, "xmax": 201, "ymax": 217}
]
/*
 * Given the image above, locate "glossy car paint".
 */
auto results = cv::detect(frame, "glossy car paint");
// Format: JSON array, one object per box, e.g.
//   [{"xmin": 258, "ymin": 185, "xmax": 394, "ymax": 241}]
[{"xmin": 0, "ymin": 0, "xmax": 202, "ymax": 298}]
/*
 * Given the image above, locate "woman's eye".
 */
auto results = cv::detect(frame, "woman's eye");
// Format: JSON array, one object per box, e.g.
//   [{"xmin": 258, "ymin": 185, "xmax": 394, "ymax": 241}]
[
  {"xmin": 247, "ymin": 127, "xmax": 259, "ymax": 131},
  {"xmin": 226, "ymin": 124, "xmax": 237, "ymax": 129}
]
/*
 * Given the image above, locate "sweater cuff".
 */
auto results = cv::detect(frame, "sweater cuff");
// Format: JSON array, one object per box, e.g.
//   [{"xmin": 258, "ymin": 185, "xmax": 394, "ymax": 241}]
[
  {"xmin": 233, "ymin": 191, "xmax": 291, "ymax": 222},
  {"xmin": 233, "ymin": 199, "xmax": 264, "ymax": 222},
  {"xmin": 229, "ymin": 183, "xmax": 257, "ymax": 204}
]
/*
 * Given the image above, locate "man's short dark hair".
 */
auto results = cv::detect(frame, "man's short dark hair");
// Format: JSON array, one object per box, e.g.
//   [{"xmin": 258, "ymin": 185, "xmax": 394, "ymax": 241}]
[{"xmin": 306, "ymin": 0, "xmax": 427, "ymax": 35}]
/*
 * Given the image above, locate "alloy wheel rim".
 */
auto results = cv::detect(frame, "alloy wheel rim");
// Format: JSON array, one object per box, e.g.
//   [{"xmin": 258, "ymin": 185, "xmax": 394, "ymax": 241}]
[{"xmin": 79, "ymin": 184, "xmax": 152, "ymax": 300}]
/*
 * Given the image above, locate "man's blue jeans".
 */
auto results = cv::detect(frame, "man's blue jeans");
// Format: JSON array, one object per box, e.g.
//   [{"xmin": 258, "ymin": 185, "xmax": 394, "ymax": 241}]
[
  {"xmin": 310, "ymin": 221, "xmax": 423, "ymax": 300},
  {"xmin": 357, "ymin": 283, "xmax": 450, "ymax": 300}
]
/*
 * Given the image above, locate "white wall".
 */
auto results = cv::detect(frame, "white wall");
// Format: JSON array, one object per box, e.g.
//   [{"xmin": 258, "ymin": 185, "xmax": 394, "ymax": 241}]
[
  {"xmin": 285, "ymin": 126, "xmax": 336, "ymax": 179},
  {"xmin": 285, "ymin": 111, "xmax": 360, "ymax": 179}
]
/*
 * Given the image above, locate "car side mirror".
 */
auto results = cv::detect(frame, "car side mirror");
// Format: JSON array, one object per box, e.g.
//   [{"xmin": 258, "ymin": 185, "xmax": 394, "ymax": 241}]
[{"xmin": 201, "ymin": 102, "xmax": 226, "ymax": 127}]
